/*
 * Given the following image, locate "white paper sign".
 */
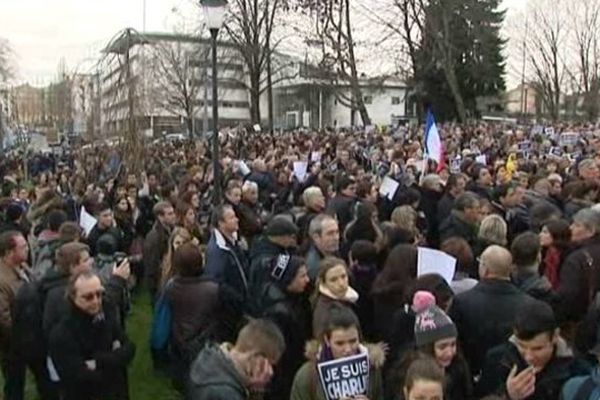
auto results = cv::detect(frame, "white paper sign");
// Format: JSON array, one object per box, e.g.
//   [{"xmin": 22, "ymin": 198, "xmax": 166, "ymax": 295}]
[
  {"xmin": 475, "ymin": 155, "xmax": 487, "ymax": 165},
  {"xmin": 531, "ymin": 125, "xmax": 544, "ymax": 136},
  {"xmin": 293, "ymin": 161, "xmax": 308, "ymax": 182},
  {"xmin": 560, "ymin": 132, "xmax": 579, "ymax": 146},
  {"xmin": 417, "ymin": 247, "xmax": 457, "ymax": 285},
  {"xmin": 237, "ymin": 160, "xmax": 251, "ymax": 176},
  {"xmin": 253, "ymin": 124, "xmax": 261, "ymax": 132},
  {"xmin": 450, "ymin": 158, "xmax": 461, "ymax": 173},
  {"xmin": 379, "ymin": 176, "xmax": 400, "ymax": 201},
  {"xmin": 79, "ymin": 207, "xmax": 97, "ymax": 237},
  {"xmin": 545, "ymin": 127, "xmax": 555, "ymax": 136}
]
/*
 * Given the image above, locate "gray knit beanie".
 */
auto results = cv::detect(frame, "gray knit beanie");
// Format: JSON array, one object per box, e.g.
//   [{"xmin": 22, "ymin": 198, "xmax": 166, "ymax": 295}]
[{"xmin": 413, "ymin": 291, "xmax": 457, "ymax": 347}]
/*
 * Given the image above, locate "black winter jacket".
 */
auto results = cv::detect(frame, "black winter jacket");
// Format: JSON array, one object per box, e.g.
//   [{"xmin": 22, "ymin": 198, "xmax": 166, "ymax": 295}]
[
  {"xmin": 48, "ymin": 302, "xmax": 135, "ymax": 400},
  {"xmin": 449, "ymin": 279, "xmax": 541, "ymax": 376}
]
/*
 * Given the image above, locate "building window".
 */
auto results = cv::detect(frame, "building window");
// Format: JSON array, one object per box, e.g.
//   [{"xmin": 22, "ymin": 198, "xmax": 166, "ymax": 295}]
[
  {"xmin": 391, "ymin": 96, "xmax": 400, "ymax": 105},
  {"xmin": 363, "ymin": 96, "xmax": 373, "ymax": 105}
]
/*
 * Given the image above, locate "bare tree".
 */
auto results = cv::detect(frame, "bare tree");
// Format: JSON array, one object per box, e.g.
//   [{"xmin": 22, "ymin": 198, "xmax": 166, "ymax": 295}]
[
  {"xmin": 296, "ymin": 0, "xmax": 374, "ymax": 126},
  {"xmin": 101, "ymin": 29, "xmax": 146, "ymax": 173},
  {"xmin": 224, "ymin": 0, "xmax": 293, "ymax": 127},
  {"xmin": 151, "ymin": 41, "xmax": 202, "ymax": 138},
  {"xmin": 358, "ymin": 0, "xmax": 470, "ymax": 121},
  {"xmin": 568, "ymin": 0, "xmax": 600, "ymax": 120},
  {"xmin": 522, "ymin": 0, "xmax": 568, "ymax": 121}
]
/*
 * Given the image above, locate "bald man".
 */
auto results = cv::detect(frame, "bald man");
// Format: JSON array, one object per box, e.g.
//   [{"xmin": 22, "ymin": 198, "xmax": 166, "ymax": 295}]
[{"xmin": 449, "ymin": 245, "xmax": 542, "ymax": 379}]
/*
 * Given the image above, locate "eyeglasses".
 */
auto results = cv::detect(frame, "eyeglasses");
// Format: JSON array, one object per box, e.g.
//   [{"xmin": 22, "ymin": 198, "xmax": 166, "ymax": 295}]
[{"xmin": 80, "ymin": 289, "xmax": 105, "ymax": 302}]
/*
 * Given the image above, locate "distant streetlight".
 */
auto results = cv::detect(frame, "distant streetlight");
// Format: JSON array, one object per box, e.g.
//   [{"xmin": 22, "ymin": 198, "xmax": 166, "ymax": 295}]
[{"xmin": 201, "ymin": 0, "xmax": 228, "ymax": 205}]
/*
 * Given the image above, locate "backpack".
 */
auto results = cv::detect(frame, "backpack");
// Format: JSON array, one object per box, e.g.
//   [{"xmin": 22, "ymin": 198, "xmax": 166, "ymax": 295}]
[
  {"xmin": 32, "ymin": 241, "xmax": 58, "ymax": 280},
  {"xmin": 150, "ymin": 279, "xmax": 174, "ymax": 352},
  {"xmin": 12, "ymin": 280, "xmax": 47, "ymax": 361},
  {"xmin": 563, "ymin": 376, "xmax": 600, "ymax": 400},
  {"xmin": 247, "ymin": 256, "xmax": 277, "ymax": 317}
]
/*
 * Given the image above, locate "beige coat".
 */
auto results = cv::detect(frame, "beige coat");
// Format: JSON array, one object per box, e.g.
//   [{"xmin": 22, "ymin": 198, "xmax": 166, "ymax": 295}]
[{"xmin": 0, "ymin": 261, "xmax": 28, "ymax": 354}]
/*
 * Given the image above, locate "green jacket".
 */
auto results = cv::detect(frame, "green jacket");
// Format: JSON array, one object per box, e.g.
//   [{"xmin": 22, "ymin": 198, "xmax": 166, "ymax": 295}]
[{"xmin": 290, "ymin": 341, "xmax": 384, "ymax": 400}]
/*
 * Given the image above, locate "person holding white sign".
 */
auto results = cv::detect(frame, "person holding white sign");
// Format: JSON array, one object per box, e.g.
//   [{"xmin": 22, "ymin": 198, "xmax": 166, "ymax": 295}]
[{"xmin": 290, "ymin": 305, "xmax": 384, "ymax": 400}]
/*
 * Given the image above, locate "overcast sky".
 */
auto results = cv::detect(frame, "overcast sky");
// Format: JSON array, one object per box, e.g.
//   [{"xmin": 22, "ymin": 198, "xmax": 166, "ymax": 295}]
[{"xmin": 1, "ymin": 0, "xmax": 527, "ymax": 86}]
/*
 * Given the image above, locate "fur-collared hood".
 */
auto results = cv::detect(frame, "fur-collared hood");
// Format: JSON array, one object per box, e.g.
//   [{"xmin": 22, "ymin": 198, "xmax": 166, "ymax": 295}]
[{"xmin": 303, "ymin": 339, "xmax": 386, "ymax": 369}]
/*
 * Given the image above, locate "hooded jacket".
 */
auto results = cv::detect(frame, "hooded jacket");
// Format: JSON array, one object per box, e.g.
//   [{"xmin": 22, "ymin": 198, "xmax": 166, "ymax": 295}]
[
  {"xmin": 187, "ymin": 343, "xmax": 248, "ymax": 400},
  {"xmin": 289, "ymin": 340, "xmax": 385, "ymax": 400}
]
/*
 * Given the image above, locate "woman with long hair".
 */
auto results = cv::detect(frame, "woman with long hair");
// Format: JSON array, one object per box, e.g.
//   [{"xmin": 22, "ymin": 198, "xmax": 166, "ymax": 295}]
[
  {"xmin": 176, "ymin": 202, "xmax": 204, "ymax": 244},
  {"xmin": 371, "ymin": 244, "xmax": 419, "ymax": 341},
  {"xmin": 159, "ymin": 227, "xmax": 194, "ymax": 288},
  {"xmin": 114, "ymin": 195, "xmax": 136, "ymax": 253},
  {"xmin": 539, "ymin": 219, "xmax": 571, "ymax": 290},
  {"xmin": 311, "ymin": 257, "xmax": 359, "ymax": 338}
]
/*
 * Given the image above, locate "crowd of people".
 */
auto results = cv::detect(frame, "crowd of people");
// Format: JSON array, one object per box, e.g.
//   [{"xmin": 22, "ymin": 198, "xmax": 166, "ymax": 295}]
[{"xmin": 1, "ymin": 121, "xmax": 600, "ymax": 400}]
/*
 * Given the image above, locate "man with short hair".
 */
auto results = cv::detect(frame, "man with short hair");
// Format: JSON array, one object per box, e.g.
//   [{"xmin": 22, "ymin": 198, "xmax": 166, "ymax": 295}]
[
  {"xmin": 449, "ymin": 245, "xmax": 540, "ymax": 377},
  {"xmin": 511, "ymin": 232, "xmax": 555, "ymax": 304},
  {"xmin": 579, "ymin": 159, "xmax": 600, "ymax": 185},
  {"xmin": 439, "ymin": 191, "xmax": 481, "ymax": 249},
  {"xmin": 437, "ymin": 173, "xmax": 467, "ymax": 222},
  {"xmin": 305, "ymin": 214, "xmax": 340, "ymax": 280},
  {"xmin": 0, "ymin": 203, "xmax": 28, "ymax": 237},
  {"xmin": 468, "ymin": 164, "xmax": 493, "ymax": 200},
  {"xmin": 478, "ymin": 301, "xmax": 588, "ymax": 399},
  {"xmin": 237, "ymin": 180, "xmax": 264, "ymax": 244},
  {"xmin": 86, "ymin": 203, "xmax": 123, "ymax": 256},
  {"xmin": 188, "ymin": 319, "xmax": 285, "ymax": 400},
  {"xmin": 48, "ymin": 271, "xmax": 135, "ymax": 400},
  {"xmin": 326, "ymin": 176, "xmax": 357, "ymax": 232},
  {"xmin": 556, "ymin": 208, "xmax": 600, "ymax": 324},
  {"xmin": 143, "ymin": 201, "xmax": 176, "ymax": 301},
  {"xmin": 492, "ymin": 184, "xmax": 530, "ymax": 240},
  {"xmin": 0, "ymin": 231, "xmax": 32, "ymax": 399},
  {"xmin": 297, "ymin": 187, "xmax": 326, "ymax": 242},
  {"xmin": 205, "ymin": 204, "xmax": 250, "ymax": 339}
]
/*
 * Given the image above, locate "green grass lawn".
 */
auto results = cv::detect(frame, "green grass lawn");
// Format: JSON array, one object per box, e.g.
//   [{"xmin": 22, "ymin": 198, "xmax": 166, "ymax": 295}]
[
  {"xmin": 127, "ymin": 291, "xmax": 182, "ymax": 400},
  {"xmin": 7, "ymin": 291, "xmax": 182, "ymax": 400}
]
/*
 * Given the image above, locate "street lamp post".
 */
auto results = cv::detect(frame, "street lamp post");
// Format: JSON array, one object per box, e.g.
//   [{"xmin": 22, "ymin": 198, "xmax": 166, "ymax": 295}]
[{"xmin": 201, "ymin": 0, "xmax": 228, "ymax": 206}]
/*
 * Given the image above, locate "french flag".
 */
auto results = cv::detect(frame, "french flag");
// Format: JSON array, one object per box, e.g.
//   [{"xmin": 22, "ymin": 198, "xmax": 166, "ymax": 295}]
[{"xmin": 424, "ymin": 108, "xmax": 445, "ymax": 172}]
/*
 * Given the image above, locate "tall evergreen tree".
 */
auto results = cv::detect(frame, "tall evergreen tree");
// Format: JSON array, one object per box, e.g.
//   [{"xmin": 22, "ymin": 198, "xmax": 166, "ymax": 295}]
[{"xmin": 415, "ymin": 0, "xmax": 506, "ymax": 121}]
